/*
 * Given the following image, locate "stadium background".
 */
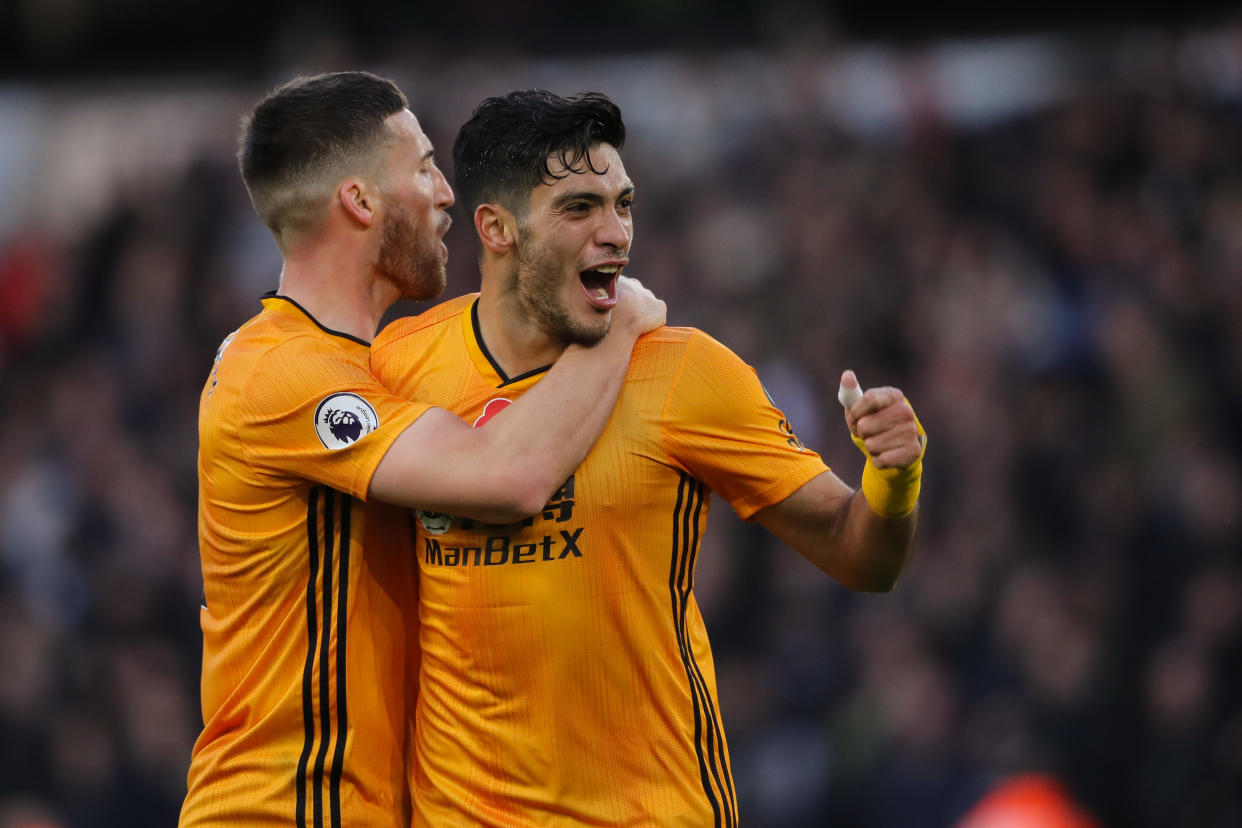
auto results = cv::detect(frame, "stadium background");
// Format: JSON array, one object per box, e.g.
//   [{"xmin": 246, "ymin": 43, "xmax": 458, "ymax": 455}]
[{"xmin": 2, "ymin": 2, "xmax": 1241, "ymax": 826}]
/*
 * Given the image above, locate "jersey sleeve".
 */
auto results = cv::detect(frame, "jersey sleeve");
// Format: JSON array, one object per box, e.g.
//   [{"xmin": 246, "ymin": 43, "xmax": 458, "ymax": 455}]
[
  {"xmin": 237, "ymin": 336, "xmax": 432, "ymax": 500},
  {"xmin": 661, "ymin": 330, "xmax": 830, "ymax": 520}
]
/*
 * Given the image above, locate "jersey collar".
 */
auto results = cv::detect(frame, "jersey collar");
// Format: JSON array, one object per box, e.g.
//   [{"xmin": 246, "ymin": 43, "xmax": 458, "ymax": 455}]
[
  {"xmin": 261, "ymin": 291, "xmax": 371, "ymax": 347},
  {"xmin": 464, "ymin": 298, "xmax": 552, "ymax": 389}
]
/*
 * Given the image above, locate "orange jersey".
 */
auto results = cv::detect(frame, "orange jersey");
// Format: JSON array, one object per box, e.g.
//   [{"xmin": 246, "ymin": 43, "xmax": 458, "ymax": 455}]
[
  {"xmin": 182, "ymin": 294, "xmax": 431, "ymax": 828},
  {"xmin": 371, "ymin": 295, "xmax": 830, "ymax": 827}
]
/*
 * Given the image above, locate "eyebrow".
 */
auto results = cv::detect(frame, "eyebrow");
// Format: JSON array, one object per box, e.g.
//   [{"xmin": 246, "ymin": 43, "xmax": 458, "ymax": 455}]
[{"xmin": 551, "ymin": 184, "xmax": 635, "ymax": 209}]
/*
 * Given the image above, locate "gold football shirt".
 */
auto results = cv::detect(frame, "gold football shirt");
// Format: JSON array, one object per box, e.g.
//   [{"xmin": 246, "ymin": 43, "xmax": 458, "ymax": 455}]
[
  {"xmin": 372, "ymin": 295, "xmax": 830, "ymax": 826},
  {"xmin": 182, "ymin": 294, "xmax": 430, "ymax": 828}
]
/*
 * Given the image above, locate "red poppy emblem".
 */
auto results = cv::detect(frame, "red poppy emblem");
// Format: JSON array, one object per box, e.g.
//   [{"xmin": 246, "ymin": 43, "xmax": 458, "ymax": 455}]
[{"xmin": 473, "ymin": 397, "xmax": 513, "ymax": 428}]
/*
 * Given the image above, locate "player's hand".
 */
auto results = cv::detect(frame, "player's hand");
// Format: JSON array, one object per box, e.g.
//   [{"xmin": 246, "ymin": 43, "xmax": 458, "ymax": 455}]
[
  {"xmin": 839, "ymin": 370, "xmax": 923, "ymax": 469},
  {"xmin": 611, "ymin": 276, "xmax": 666, "ymax": 337}
]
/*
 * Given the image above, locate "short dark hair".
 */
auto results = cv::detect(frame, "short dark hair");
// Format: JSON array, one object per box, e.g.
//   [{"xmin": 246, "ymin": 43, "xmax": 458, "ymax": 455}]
[
  {"xmin": 238, "ymin": 71, "xmax": 408, "ymax": 241},
  {"xmin": 451, "ymin": 90, "xmax": 626, "ymax": 217}
]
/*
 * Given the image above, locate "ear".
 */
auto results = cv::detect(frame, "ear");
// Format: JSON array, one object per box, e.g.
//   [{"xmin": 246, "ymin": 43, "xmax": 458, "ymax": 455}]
[
  {"xmin": 338, "ymin": 178, "xmax": 376, "ymax": 228},
  {"xmin": 475, "ymin": 203, "xmax": 517, "ymax": 255}
]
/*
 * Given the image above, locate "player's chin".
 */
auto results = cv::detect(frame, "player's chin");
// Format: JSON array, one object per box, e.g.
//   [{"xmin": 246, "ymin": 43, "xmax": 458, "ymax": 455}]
[
  {"xmin": 577, "ymin": 324, "xmax": 610, "ymax": 345},
  {"xmin": 400, "ymin": 264, "xmax": 447, "ymax": 302},
  {"xmin": 568, "ymin": 314, "xmax": 610, "ymax": 345}
]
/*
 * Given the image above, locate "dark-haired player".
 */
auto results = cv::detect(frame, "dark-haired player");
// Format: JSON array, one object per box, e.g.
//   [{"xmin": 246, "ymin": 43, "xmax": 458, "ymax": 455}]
[{"xmin": 372, "ymin": 89, "xmax": 926, "ymax": 825}]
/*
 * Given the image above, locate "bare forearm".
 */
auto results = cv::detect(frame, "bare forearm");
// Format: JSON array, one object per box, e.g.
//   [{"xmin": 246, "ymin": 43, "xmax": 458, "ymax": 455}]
[
  {"xmin": 369, "ymin": 276, "xmax": 664, "ymax": 521},
  {"xmin": 835, "ymin": 490, "xmax": 917, "ymax": 592},
  {"xmin": 755, "ymin": 471, "xmax": 917, "ymax": 593},
  {"xmin": 367, "ymin": 334, "xmax": 633, "ymax": 522},
  {"xmin": 482, "ymin": 333, "xmax": 635, "ymax": 512},
  {"xmin": 832, "ymin": 371, "xmax": 924, "ymax": 590}
]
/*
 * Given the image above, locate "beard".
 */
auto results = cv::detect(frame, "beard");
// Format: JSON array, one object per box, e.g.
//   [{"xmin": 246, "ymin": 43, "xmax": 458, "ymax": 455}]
[
  {"xmin": 514, "ymin": 232, "xmax": 610, "ymax": 346},
  {"xmin": 376, "ymin": 202, "xmax": 447, "ymax": 301}
]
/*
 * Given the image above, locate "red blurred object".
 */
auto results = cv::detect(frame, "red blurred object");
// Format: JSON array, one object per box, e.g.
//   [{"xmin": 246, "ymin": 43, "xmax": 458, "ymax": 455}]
[
  {"xmin": 0, "ymin": 236, "xmax": 56, "ymax": 351},
  {"xmin": 957, "ymin": 773, "xmax": 1101, "ymax": 828}
]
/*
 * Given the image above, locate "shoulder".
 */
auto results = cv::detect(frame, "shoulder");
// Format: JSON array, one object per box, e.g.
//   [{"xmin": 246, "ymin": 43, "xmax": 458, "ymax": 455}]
[
  {"xmin": 226, "ymin": 303, "xmax": 353, "ymax": 364},
  {"xmin": 224, "ymin": 322, "xmax": 372, "ymax": 412},
  {"xmin": 635, "ymin": 325, "xmax": 732, "ymax": 350},
  {"xmin": 206, "ymin": 313, "xmax": 311, "ymax": 394},
  {"xmin": 631, "ymin": 325, "xmax": 695, "ymax": 360},
  {"xmin": 633, "ymin": 325, "xmax": 742, "ymax": 368},
  {"xmin": 638, "ymin": 325, "xmax": 694, "ymax": 345},
  {"xmin": 625, "ymin": 327, "xmax": 755, "ymax": 405},
  {"xmin": 374, "ymin": 294, "xmax": 475, "ymax": 354},
  {"xmin": 249, "ymin": 323, "xmax": 352, "ymax": 374}
]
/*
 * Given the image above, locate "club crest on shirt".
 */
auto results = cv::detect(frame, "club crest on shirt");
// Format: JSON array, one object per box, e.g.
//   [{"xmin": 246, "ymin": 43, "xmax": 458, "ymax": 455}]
[
  {"xmin": 314, "ymin": 393, "xmax": 379, "ymax": 449},
  {"xmin": 418, "ymin": 510, "xmax": 453, "ymax": 535}
]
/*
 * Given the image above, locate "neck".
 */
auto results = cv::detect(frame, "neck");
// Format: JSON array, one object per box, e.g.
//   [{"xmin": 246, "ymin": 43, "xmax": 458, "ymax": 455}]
[
  {"xmin": 276, "ymin": 240, "xmax": 397, "ymax": 343},
  {"xmin": 475, "ymin": 267, "xmax": 566, "ymax": 379}
]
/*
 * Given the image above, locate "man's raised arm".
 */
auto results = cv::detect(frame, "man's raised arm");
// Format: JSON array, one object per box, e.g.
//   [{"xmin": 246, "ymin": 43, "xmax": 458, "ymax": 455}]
[{"xmin": 753, "ymin": 371, "xmax": 925, "ymax": 592}]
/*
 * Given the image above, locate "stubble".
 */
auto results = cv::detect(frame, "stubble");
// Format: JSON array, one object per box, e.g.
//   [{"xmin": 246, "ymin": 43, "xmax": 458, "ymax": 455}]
[{"xmin": 377, "ymin": 202, "xmax": 447, "ymax": 302}]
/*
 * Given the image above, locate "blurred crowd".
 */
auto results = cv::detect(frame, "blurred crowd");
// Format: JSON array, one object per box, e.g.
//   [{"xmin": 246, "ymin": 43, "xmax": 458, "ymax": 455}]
[{"xmin": 1, "ymin": 27, "xmax": 1241, "ymax": 828}]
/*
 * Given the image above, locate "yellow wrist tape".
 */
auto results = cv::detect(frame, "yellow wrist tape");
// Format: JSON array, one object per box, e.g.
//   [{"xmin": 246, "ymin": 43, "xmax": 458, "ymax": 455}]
[{"xmin": 850, "ymin": 405, "xmax": 926, "ymax": 518}]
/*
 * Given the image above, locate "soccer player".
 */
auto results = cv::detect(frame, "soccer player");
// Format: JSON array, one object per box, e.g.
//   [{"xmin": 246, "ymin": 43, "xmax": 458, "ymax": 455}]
[
  {"xmin": 179, "ymin": 74, "xmax": 665, "ymax": 828},
  {"xmin": 370, "ymin": 90, "xmax": 926, "ymax": 825}
]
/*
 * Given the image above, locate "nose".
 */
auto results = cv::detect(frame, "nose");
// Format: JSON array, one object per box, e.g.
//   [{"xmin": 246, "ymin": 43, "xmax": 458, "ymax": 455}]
[
  {"xmin": 434, "ymin": 166, "xmax": 454, "ymax": 210},
  {"xmin": 596, "ymin": 207, "xmax": 631, "ymax": 252}
]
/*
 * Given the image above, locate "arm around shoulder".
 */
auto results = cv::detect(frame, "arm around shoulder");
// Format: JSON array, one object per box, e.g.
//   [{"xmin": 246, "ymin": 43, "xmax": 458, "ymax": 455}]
[
  {"xmin": 368, "ymin": 406, "xmax": 554, "ymax": 523},
  {"xmin": 369, "ymin": 277, "xmax": 666, "ymax": 522}
]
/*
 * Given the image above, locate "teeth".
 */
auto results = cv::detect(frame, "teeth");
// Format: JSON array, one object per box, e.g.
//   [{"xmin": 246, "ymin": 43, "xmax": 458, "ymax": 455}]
[
  {"xmin": 594, "ymin": 265, "xmax": 620, "ymax": 273},
  {"xmin": 596, "ymin": 287, "xmax": 609, "ymax": 299}
]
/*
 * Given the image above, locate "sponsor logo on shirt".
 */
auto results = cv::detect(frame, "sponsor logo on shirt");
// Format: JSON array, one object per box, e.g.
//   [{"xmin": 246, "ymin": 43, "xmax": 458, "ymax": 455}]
[
  {"xmin": 423, "ymin": 475, "xmax": 582, "ymax": 567},
  {"xmin": 424, "ymin": 528, "xmax": 584, "ymax": 567},
  {"xmin": 314, "ymin": 393, "xmax": 379, "ymax": 449}
]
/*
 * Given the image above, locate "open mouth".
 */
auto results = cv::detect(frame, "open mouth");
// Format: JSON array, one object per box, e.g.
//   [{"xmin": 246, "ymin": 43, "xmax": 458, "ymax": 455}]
[{"xmin": 579, "ymin": 264, "xmax": 622, "ymax": 309}]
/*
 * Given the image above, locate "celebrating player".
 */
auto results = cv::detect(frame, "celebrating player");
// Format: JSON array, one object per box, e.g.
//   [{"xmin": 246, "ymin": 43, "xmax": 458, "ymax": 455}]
[
  {"xmin": 180, "ymin": 74, "xmax": 664, "ymax": 827},
  {"xmin": 370, "ymin": 89, "xmax": 926, "ymax": 825}
]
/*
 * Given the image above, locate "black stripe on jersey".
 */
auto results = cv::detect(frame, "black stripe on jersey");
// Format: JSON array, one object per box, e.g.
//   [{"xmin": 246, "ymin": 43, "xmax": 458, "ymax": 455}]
[
  {"xmin": 329, "ymin": 495, "xmax": 352, "ymax": 828},
  {"xmin": 312, "ymin": 489, "xmax": 337, "ymax": 828},
  {"xmin": 669, "ymin": 474, "xmax": 722, "ymax": 828},
  {"xmin": 470, "ymin": 299, "xmax": 551, "ymax": 386},
  {"xmin": 297, "ymin": 487, "xmax": 323, "ymax": 828},
  {"xmin": 681, "ymin": 479, "xmax": 738, "ymax": 826}
]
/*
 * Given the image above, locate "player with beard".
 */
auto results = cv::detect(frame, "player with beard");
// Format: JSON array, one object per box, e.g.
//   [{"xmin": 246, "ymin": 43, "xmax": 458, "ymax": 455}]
[
  {"xmin": 181, "ymin": 74, "xmax": 665, "ymax": 828},
  {"xmin": 370, "ymin": 90, "xmax": 927, "ymax": 825}
]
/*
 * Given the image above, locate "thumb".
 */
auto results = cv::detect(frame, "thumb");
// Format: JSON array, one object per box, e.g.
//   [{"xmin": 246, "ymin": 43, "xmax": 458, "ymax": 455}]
[{"xmin": 838, "ymin": 370, "xmax": 863, "ymax": 409}]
